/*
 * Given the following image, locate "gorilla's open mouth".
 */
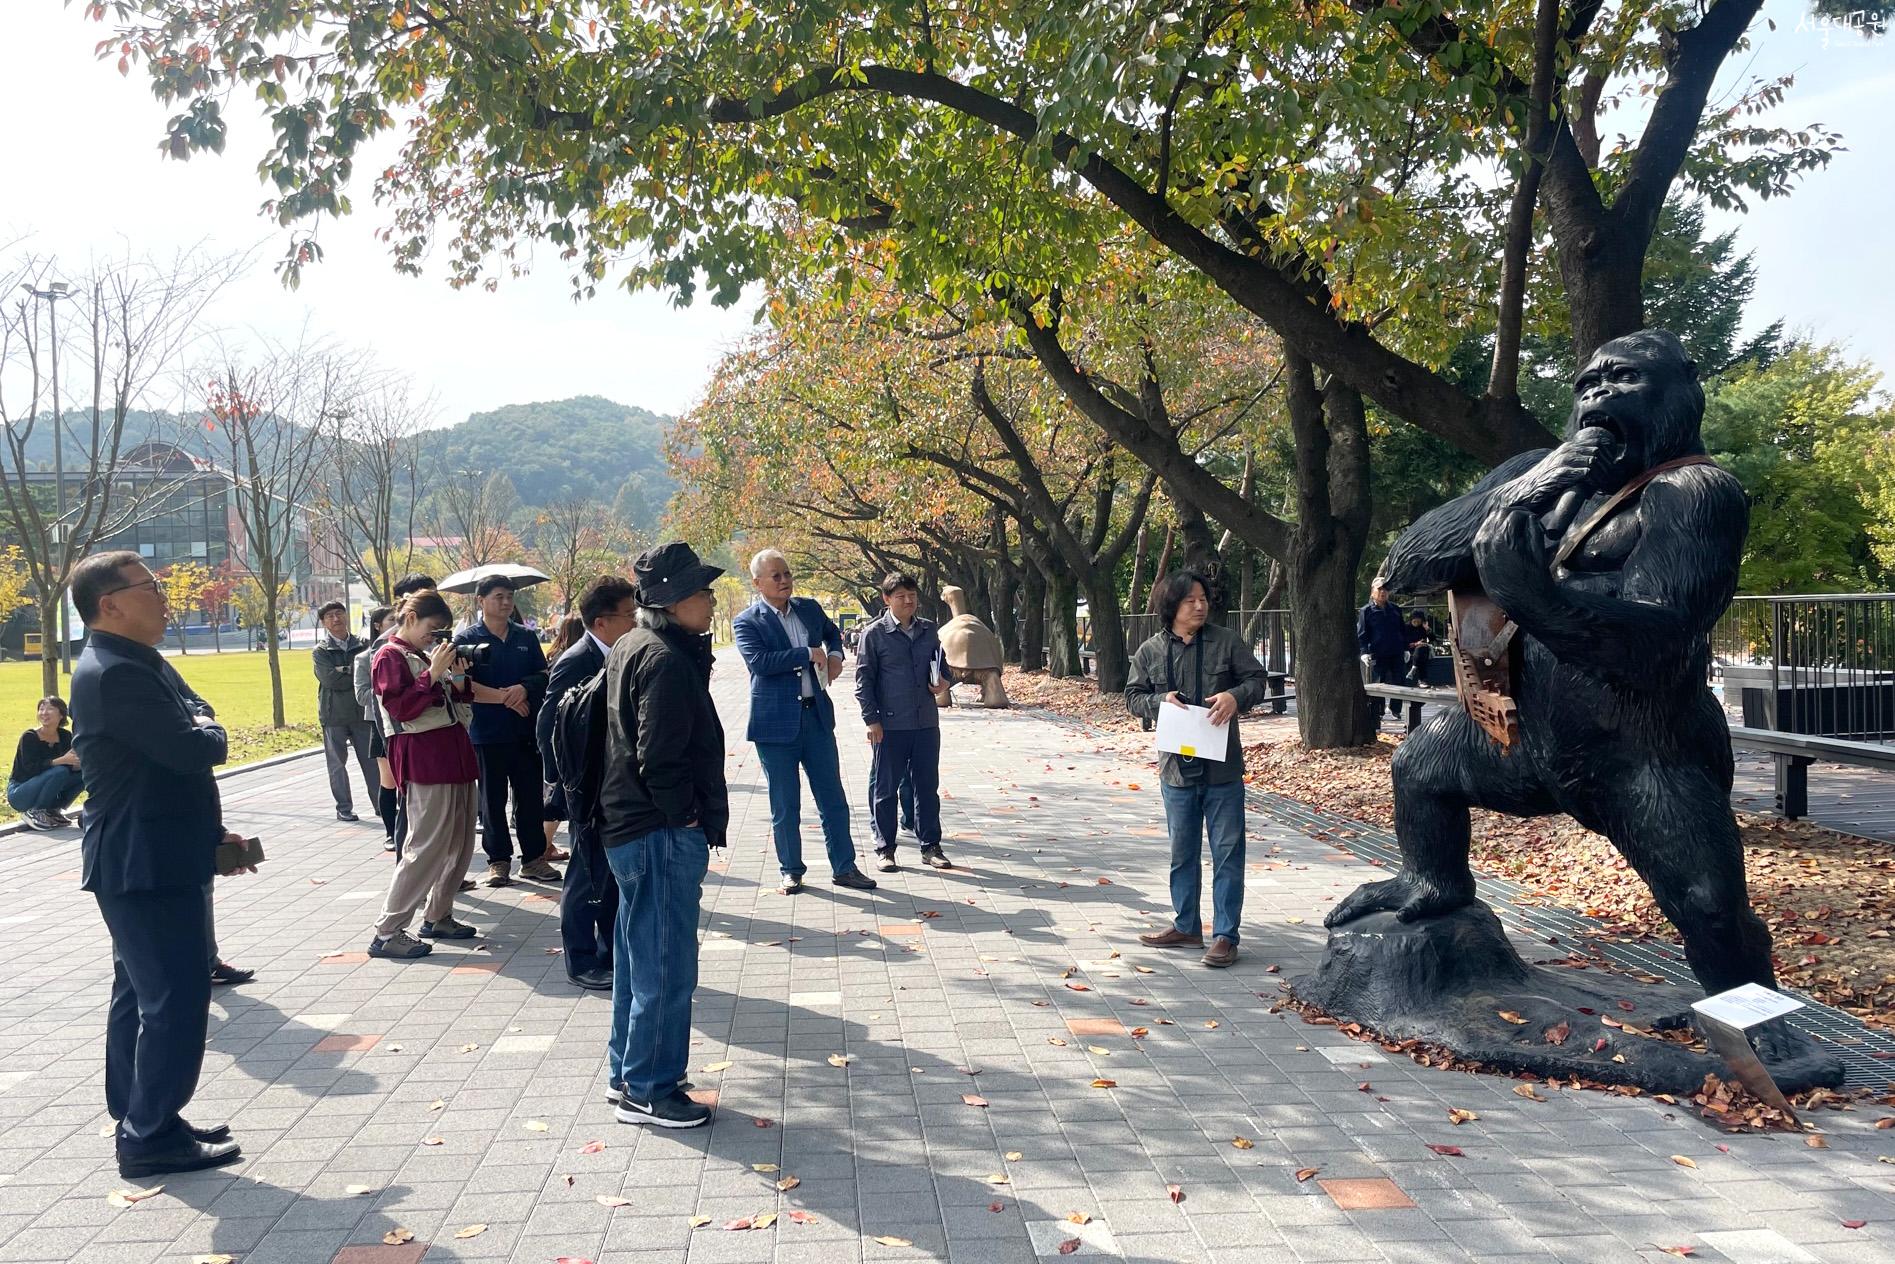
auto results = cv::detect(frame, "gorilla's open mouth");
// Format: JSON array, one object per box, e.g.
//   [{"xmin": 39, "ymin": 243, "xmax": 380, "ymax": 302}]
[{"xmin": 1578, "ymin": 411, "xmax": 1625, "ymax": 444}]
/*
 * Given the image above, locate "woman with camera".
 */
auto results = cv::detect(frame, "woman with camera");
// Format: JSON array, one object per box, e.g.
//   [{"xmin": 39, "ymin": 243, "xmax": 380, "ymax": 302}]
[{"xmin": 365, "ymin": 591, "xmax": 480, "ymax": 960}]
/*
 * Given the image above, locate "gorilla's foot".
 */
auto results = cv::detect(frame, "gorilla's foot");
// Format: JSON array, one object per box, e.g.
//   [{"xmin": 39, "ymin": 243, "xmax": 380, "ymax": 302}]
[
  {"xmin": 1323, "ymin": 870, "xmax": 1475, "ymax": 929},
  {"xmin": 1293, "ymin": 903, "xmax": 1845, "ymax": 1095}
]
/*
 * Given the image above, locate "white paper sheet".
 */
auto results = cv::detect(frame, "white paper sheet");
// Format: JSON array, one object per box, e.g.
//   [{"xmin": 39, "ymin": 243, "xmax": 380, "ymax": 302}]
[
  {"xmin": 1690, "ymin": 982, "xmax": 1804, "ymax": 1029},
  {"xmin": 1154, "ymin": 702, "xmax": 1228, "ymax": 761}
]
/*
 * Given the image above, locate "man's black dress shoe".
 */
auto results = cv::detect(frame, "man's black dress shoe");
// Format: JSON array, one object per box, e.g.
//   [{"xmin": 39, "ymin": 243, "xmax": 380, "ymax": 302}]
[
  {"xmin": 831, "ymin": 869, "xmax": 878, "ymax": 891},
  {"xmin": 109, "ymin": 1119, "xmax": 231, "ymax": 1143},
  {"xmin": 569, "ymin": 968, "xmax": 612, "ymax": 991},
  {"xmin": 117, "ymin": 1136, "xmax": 242, "ymax": 1179},
  {"xmin": 336, "ymin": 808, "xmax": 360, "ymax": 822},
  {"xmin": 210, "ymin": 962, "xmax": 255, "ymax": 986}
]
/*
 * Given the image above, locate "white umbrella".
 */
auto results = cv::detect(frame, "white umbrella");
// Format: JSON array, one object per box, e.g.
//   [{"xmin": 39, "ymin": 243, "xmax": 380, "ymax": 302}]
[{"xmin": 436, "ymin": 562, "xmax": 551, "ymax": 595}]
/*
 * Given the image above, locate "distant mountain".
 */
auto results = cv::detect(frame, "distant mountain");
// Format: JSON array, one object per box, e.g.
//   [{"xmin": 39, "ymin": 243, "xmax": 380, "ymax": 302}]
[
  {"xmin": 4, "ymin": 395, "xmax": 679, "ymax": 534},
  {"xmin": 438, "ymin": 396, "xmax": 674, "ymax": 531}
]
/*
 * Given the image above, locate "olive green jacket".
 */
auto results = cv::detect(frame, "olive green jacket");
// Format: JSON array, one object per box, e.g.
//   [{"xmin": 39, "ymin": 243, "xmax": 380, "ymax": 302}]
[{"xmin": 1125, "ymin": 622, "xmax": 1270, "ymax": 786}]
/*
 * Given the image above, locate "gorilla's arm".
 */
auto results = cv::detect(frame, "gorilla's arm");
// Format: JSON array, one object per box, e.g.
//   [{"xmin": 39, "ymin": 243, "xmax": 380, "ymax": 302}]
[
  {"xmin": 1378, "ymin": 450, "xmax": 1550, "ymax": 596},
  {"xmin": 1476, "ymin": 465, "xmax": 1746, "ymax": 690}
]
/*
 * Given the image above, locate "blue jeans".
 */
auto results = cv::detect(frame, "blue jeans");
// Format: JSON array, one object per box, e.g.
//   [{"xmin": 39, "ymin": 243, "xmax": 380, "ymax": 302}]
[
  {"xmin": 8, "ymin": 765, "xmax": 83, "ymax": 813},
  {"xmin": 605, "ymin": 826, "xmax": 708, "ymax": 1101},
  {"xmin": 1160, "ymin": 780, "xmax": 1247, "ymax": 944},
  {"xmin": 870, "ymin": 728, "xmax": 940, "ymax": 850},
  {"xmin": 755, "ymin": 707, "xmax": 857, "ymax": 879}
]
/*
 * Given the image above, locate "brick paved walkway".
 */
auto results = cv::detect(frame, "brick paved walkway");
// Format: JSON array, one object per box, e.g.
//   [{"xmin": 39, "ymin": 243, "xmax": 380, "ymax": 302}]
[{"xmin": 0, "ymin": 653, "xmax": 1891, "ymax": 1264}]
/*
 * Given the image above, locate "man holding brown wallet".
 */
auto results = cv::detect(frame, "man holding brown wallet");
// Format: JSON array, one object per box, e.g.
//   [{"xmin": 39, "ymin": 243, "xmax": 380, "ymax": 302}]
[{"xmin": 70, "ymin": 551, "xmax": 244, "ymax": 1179}]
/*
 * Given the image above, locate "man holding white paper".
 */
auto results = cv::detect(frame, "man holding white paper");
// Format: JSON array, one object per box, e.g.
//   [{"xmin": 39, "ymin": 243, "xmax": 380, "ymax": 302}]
[{"xmin": 1124, "ymin": 571, "xmax": 1270, "ymax": 968}]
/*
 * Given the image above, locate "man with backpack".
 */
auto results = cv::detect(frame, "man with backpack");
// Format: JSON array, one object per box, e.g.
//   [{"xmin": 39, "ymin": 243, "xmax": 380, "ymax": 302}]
[
  {"xmin": 540, "ymin": 576, "xmax": 637, "ymax": 992},
  {"xmin": 598, "ymin": 542, "xmax": 727, "ymax": 1128}
]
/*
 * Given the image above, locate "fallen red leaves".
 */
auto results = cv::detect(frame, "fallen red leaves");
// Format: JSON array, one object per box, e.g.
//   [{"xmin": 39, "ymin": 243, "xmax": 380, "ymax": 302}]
[{"xmin": 1238, "ymin": 734, "xmax": 1895, "ymax": 1030}]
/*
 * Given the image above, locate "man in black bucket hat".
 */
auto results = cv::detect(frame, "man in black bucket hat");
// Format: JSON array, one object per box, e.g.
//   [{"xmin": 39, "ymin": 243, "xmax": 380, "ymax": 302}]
[{"xmin": 598, "ymin": 542, "xmax": 730, "ymax": 1128}]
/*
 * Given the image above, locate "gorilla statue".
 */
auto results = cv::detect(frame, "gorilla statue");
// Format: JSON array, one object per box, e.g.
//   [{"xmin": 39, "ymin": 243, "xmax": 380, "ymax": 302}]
[{"xmin": 1325, "ymin": 329, "xmax": 1775, "ymax": 998}]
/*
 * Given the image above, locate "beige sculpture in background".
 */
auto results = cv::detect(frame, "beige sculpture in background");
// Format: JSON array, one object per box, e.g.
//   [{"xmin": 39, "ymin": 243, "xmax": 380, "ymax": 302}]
[{"xmin": 937, "ymin": 586, "xmax": 1010, "ymax": 708}]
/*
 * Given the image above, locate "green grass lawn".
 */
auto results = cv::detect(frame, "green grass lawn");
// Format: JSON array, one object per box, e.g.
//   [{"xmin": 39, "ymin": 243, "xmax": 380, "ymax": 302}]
[{"xmin": 3, "ymin": 649, "xmax": 323, "ymax": 823}]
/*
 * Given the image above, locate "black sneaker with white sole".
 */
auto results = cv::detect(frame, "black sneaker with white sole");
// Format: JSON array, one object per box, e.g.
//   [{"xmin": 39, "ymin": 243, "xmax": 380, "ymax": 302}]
[
  {"xmin": 605, "ymin": 1078, "xmax": 694, "ymax": 1106},
  {"xmin": 615, "ymin": 1088, "xmax": 712, "ymax": 1129}
]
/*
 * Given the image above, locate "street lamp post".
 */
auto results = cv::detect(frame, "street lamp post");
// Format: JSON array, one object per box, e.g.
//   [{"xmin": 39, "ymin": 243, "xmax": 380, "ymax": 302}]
[{"xmin": 22, "ymin": 281, "xmax": 72, "ymax": 674}]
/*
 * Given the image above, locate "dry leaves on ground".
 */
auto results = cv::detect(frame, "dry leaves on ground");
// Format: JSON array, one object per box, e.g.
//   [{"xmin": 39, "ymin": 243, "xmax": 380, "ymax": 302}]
[
  {"xmin": 1001, "ymin": 668, "xmax": 1143, "ymax": 732},
  {"xmin": 106, "ymin": 1186, "xmax": 163, "ymax": 1209},
  {"xmin": 1236, "ymin": 734, "xmax": 1895, "ymax": 1029}
]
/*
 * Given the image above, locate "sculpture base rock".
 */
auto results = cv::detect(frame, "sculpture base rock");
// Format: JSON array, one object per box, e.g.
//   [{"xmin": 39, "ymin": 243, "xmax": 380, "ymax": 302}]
[{"xmin": 1292, "ymin": 903, "xmax": 1844, "ymax": 1095}]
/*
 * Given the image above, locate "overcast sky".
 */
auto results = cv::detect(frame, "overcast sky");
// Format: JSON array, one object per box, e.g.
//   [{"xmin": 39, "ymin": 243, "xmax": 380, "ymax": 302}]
[{"xmin": 1, "ymin": 1, "xmax": 1887, "ymax": 433}]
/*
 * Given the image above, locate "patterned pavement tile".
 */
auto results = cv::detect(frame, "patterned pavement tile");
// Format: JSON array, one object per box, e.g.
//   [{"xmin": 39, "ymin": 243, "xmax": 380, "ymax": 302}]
[{"xmin": 0, "ymin": 651, "xmax": 1888, "ymax": 1262}]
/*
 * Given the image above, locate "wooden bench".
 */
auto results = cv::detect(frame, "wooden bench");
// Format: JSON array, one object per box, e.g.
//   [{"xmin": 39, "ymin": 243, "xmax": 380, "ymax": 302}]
[{"xmin": 1363, "ymin": 683, "xmax": 1895, "ymax": 822}]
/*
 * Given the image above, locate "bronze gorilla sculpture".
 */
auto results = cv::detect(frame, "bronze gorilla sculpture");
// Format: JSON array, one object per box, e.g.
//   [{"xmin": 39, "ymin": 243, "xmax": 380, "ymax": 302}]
[{"xmin": 1326, "ymin": 329, "xmax": 1775, "ymax": 999}]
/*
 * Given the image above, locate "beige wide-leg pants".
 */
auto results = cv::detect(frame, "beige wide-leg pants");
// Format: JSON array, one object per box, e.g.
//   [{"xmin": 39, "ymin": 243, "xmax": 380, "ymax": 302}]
[{"xmin": 375, "ymin": 780, "xmax": 478, "ymax": 937}]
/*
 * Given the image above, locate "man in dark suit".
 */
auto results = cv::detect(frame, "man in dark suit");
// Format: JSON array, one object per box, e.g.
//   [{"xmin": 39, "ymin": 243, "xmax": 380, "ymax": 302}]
[
  {"xmin": 69, "ymin": 551, "xmax": 242, "ymax": 1178},
  {"xmin": 732, "ymin": 548, "xmax": 876, "ymax": 895},
  {"xmin": 538, "ymin": 576, "xmax": 637, "ymax": 990}
]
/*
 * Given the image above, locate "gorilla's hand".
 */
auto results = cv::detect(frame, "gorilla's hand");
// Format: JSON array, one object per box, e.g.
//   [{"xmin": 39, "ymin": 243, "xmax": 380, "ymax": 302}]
[
  {"xmin": 1498, "ymin": 427, "xmax": 1620, "ymax": 513},
  {"xmin": 1473, "ymin": 507, "xmax": 1556, "ymax": 611}
]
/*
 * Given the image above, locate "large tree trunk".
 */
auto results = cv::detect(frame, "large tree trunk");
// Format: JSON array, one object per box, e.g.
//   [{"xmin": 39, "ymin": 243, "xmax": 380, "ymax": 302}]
[
  {"xmin": 1086, "ymin": 576, "xmax": 1130, "ymax": 693},
  {"xmin": 987, "ymin": 510, "xmax": 1018, "ymax": 661},
  {"xmin": 1289, "ymin": 539, "xmax": 1373, "ymax": 748},
  {"xmin": 1126, "ymin": 524, "xmax": 1150, "ymax": 616},
  {"xmin": 264, "ymin": 591, "xmax": 286, "ymax": 729},
  {"xmin": 1285, "ymin": 349, "xmax": 1375, "ymax": 748},
  {"xmin": 990, "ymin": 563, "xmax": 1017, "ymax": 663},
  {"xmin": 1017, "ymin": 561, "xmax": 1045, "ymax": 671},
  {"xmin": 1146, "ymin": 525, "xmax": 1175, "ymax": 613},
  {"xmin": 1167, "ymin": 484, "xmax": 1223, "ymax": 601},
  {"xmin": 1556, "ymin": 237, "xmax": 1646, "ymax": 362},
  {"xmin": 1045, "ymin": 566, "xmax": 1082, "ymax": 679},
  {"xmin": 37, "ymin": 598, "xmax": 58, "ymax": 696}
]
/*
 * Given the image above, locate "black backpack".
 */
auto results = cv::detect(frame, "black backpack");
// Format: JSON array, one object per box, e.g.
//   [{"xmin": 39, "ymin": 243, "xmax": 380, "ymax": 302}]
[{"xmin": 549, "ymin": 663, "xmax": 611, "ymax": 820}]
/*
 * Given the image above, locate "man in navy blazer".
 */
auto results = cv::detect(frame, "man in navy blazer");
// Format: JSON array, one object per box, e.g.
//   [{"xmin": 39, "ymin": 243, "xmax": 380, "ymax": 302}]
[
  {"xmin": 69, "ymin": 551, "xmax": 242, "ymax": 1179},
  {"xmin": 732, "ymin": 549, "xmax": 877, "ymax": 894},
  {"xmin": 538, "ymin": 576, "xmax": 637, "ymax": 989}
]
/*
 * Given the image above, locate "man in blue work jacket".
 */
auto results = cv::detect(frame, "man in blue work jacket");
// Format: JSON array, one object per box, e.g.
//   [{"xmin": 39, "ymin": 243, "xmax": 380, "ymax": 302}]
[
  {"xmin": 854, "ymin": 572, "xmax": 954, "ymax": 871},
  {"xmin": 456, "ymin": 575, "xmax": 560, "ymax": 885}
]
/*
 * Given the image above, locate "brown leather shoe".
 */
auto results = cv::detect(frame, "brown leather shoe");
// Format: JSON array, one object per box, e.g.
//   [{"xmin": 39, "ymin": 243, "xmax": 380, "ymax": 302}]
[
  {"xmin": 1139, "ymin": 928, "xmax": 1205, "ymax": 949},
  {"xmin": 1201, "ymin": 936, "xmax": 1238, "ymax": 968}
]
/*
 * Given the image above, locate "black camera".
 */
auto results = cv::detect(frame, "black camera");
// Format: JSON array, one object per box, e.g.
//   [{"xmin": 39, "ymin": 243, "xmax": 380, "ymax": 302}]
[{"xmin": 430, "ymin": 629, "xmax": 493, "ymax": 666}]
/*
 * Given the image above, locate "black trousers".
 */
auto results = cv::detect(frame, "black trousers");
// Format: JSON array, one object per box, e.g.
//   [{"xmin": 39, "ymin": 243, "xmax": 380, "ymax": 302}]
[
  {"xmin": 865, "ymin": 748, "xmax": 916, "ymax": 839},
  {"xmin": 871, "ymin": 727, "xmax": 942, "ymax": 850},
  {"xmin": 99, "ymin": 883, "xmax": 213, "ymax": 1149},
  {"xmin": 476, "ymin": 738, "xmax": 546, "ymax": 866},
  {"xmin": 559, "ymin": 816, "xmax": 617, "ymax": 974},
  {"xmin": 1370, "ymin": 654, "xmax": 1407, "ymax": 715}
]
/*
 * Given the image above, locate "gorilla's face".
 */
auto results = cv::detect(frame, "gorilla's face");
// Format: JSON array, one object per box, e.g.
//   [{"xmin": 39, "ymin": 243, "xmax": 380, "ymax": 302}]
[{"xmin": 1566, "ymin": 329, "xmax": 1706, "ymax": 473}]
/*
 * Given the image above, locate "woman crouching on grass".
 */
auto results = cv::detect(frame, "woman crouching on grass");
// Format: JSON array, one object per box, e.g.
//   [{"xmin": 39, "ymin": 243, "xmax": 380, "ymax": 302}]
[
  {"xmin": 367, "ymin": 591, "xmax": 479, "ymax": 959},
  {"xmin": 9, "ymin": 696, "xmax": 83, "ymax": 830}
]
